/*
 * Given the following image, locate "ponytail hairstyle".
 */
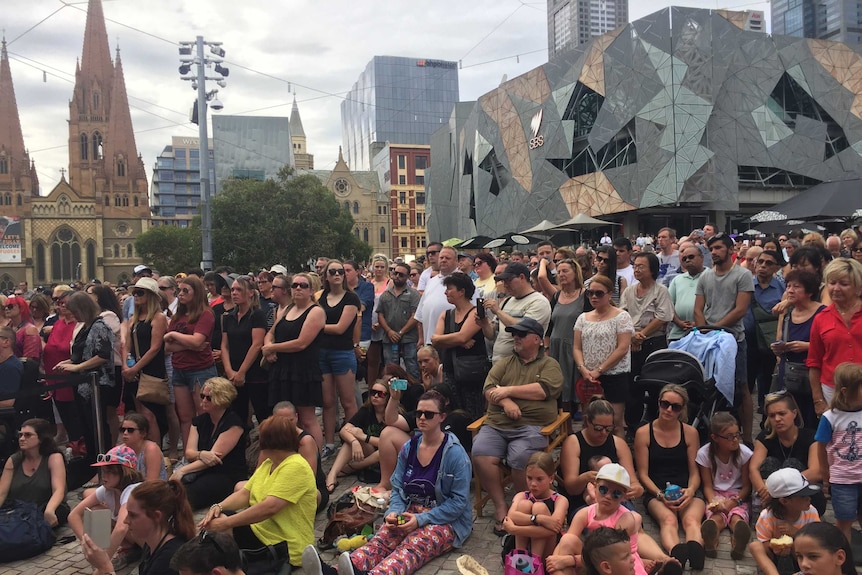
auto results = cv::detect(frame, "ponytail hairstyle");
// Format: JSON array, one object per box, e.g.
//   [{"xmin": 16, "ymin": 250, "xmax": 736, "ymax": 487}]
[
  {"xmin": 130, "ymin": 480, "xmax": 196, "ymax": 541},
  {"xmin": 707, "ymin": 412, "xmax": 741, "ymax": 475}
]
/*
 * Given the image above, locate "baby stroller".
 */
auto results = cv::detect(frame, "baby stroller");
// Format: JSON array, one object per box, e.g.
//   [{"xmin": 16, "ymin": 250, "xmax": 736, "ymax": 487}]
[{"xmin": 635, "ymin": 348, "xmax": 723, "ymax": 442}]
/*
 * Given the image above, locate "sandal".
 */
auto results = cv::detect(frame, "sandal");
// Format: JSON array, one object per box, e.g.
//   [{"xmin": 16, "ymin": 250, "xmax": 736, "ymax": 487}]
[
  {"xmin": 326, "ymin": 481, "xmax": 339, "ymax": 494},
  {"xmin": 493, "ymin": 520, "xmax": 506, "ymax": 537}
]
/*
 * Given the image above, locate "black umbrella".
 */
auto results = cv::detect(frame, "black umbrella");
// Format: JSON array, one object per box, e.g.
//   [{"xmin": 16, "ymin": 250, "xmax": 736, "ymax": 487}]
[
  {"xmin": 749, "ymin": 179, "xmax": 862, "ymax": 223},
  {"xmin": 455, "ymin": 235, "xmax": 494, "ymax": 249},
  {"xmin": 483, "ymin": 233, "xmax": 546, "ymax": 249}
]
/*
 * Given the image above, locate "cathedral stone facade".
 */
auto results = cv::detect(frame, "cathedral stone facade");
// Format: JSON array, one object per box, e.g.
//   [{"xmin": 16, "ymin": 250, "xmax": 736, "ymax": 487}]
[{"xmin": 0, "ymin": 0, "xmax": 149, "ymax": 290}]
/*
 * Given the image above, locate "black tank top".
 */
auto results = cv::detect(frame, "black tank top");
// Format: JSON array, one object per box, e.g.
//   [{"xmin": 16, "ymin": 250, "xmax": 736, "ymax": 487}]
[
  {"xmin": 132, "ymin": 319, "xmax": 166, "ymax": 378},
  {"xmin": 564, "ymin": 431, "xmax": 619, "ymax": 510},
  {"xmin": 647, "ymin": 421, "xmax": 689, "ymax": 489}
]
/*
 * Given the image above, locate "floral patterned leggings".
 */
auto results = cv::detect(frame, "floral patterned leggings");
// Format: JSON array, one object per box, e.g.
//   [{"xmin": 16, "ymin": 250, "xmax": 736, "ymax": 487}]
[{"xmin": 350, "ymin": 504, "xmax": 456, "ymax": 575}]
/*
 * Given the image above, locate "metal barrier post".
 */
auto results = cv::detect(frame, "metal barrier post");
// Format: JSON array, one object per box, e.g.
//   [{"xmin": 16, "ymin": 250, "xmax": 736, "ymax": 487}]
[{"xmin": 90, "ymin": 371, "xmax": 105, "ymax": 454}]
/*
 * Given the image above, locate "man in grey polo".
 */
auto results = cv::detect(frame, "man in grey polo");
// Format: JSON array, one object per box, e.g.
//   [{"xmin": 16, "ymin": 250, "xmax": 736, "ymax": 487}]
[
  {"xmin": 472, "ymin": 317, "xmax": 563, "ymax": 532},
  {"xmin": 376, "ymin": 261, "xmax": 421, "ymax": 379}
]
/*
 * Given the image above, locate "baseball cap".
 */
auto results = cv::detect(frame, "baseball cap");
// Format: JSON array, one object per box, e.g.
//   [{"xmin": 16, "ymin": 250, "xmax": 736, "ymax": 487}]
[
  {"xmin": 504, "ymin": 317, "xmax": 545, "ymax": 338},
  {"xmin": 765, "ymin": 468, "xmax": 821, "ymax": 498},
  {"xmin": 457, "ymin": 253, "xmax": 474, "ymax": 260},
  {"xmin": 269, "ymin": 264, "xmax": 287, "ymax": 275},
  {"xmin": 133, "ymin": 264, "xmax": 152, "ymax": 275},
  {"xmin": 494, "ymin": 262, "xmax": 530, "ymax": 281},
  {"xmin": 91, "ymin": 444, "xmax": 138, "ymax": 470},
  {"xmin": 596, "ymin": 463, "xmax": 631, "ymax": 489}
]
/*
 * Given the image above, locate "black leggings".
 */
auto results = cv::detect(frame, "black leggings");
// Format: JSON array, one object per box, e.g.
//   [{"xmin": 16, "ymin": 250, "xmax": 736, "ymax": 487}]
[
  {"xmin": 232, "ymin": 381, "xmax": 270, "ymax": 424},
  {"xmin": 185, "ymin": 470, "xmax": 241, "ymax": 510}
]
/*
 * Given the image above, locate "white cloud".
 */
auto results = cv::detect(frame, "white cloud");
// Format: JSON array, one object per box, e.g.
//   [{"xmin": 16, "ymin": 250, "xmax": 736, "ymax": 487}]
[{"xmin": 3, "ymin": 0, "xmax": 768, "ymax": 192}]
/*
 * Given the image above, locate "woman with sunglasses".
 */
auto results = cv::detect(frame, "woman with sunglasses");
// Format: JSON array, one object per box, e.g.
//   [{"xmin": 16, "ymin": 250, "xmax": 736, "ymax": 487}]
[
  {"xmin": 43, "ymin": 286, "xmax": 78, "ymax": 447},
  {"xmin": 303, "ymin": 390, "xmax": 472, "ymax": 575},
  {"xmin": 28, "ymin": 294, "xmax": 51, "ymax": 345},
  {"xmin": 634, "ymin": 384, "xmax": 707, "ymax": 571},
  {"xmin": 124, "ymin": 277, "xmax": 170, "ymax": 446},
  {"xmin": 573, "ymin": 274, "xmax": 634, "ymax": 437},
  {"xmin": 324, "ymin": 380, "xmax": 406, "ymax": 493},
  {"xmin": 157, "ymin": 276, "xmax": 182, "ymax": 463},
  {"xmin": 588, "ymin": 245, "xmax": 627, "ymax": 305},
  {"xmin": 0, "ymin": 418, "xmax": 69, "ymax": 527},
  {"xmin": 172, "ymin": 377, "xmax": 245, "ymax": 509},
  {"xmin": 317, "ymin": 260, "xmax": 361, "ymax": 459},
  {"xmin": 408, "ymin": 263, "xmax": 423, "ymax": 288},
  {"xmin": 5, "ymin": 295, "xmax": 41, "ymax": 361},
  {"xmin": 120, "ymin": 413, "xmax": 166, "ymax": 481},
  {"xmin": 749, "ymin": 390, "xmax": 826, "ymax": 517},
  {"xmin": 263, "ymin": 272, "xmax": 326, "ymax": 449},
  {"xmin": 165, "ymin": 276, "xmax": 217, "ymax": 454},
  {"xmin": 221, "ymin": 276, "xmax": 268, "ymax": 423}
]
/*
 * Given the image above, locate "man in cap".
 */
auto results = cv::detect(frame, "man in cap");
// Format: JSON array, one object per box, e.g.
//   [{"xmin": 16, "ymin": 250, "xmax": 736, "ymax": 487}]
[
  {"xmin": 472, "ymin": 317, "xmax": 563, "ymax": 533},
  {"xmin": 479, "ymin": 262, "xmax": 551, "ymax": 362}
]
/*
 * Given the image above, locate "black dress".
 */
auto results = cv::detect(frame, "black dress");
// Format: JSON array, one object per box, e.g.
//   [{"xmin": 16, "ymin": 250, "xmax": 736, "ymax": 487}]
[
  {"xmin": 131, "ymin": 319, "xmax": 169, "ymax": 437},
  {"xmin": 185, "ymin": 410, "xmax": 247, "ymax": 509},
  {"xmin": 268, "ymin": 305, "xmax": 323, "ymax": 408},
  {"xmin": 442, "ymin": 307, "xmax": 488, "ymax": 420}
]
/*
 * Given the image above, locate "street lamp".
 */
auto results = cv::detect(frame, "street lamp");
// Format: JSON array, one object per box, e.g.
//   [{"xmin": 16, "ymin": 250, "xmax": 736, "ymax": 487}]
[{"xmin": 178, "ymin": 37, "xmax": 229, "ymax": 271}]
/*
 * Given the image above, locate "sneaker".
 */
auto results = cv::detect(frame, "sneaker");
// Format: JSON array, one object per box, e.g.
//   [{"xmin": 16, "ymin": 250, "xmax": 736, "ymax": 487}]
[
  {"xmin": 701, "ymin": 518, "xmax": 719, "ymax": 558},
  {"xmin": 731, "ymin": 521, "xmax": 751, "ymax": 560},
  {"xmin": 111, "ymin": 546, "xmax": 142, "ymax": 571},
  {"xmin": 338, "ymin": 551, "xmax": 357, "ymax": 575},
  {"xmin": 302, "ymin": 544, "xmax": 324, "ymax": 575},
  {"xmin": 321, "ymin": 445, "xmax": 336, "ymax": 460},
  {"xmin": 315, "ymin": 407, "xmax": 323, "ymax": 416}
]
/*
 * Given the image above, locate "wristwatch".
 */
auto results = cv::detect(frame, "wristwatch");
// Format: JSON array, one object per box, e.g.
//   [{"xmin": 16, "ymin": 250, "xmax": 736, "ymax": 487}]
[{"xmin": 530, "ymin": 514, "xmax": 538, "ymax": 525}]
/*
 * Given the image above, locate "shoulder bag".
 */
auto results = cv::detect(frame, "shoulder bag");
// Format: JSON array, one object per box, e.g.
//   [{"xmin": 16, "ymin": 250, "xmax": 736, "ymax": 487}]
[
  {"xmin": 445, "ymin": 309, "xmax": 491, "ymax": 383},
  {"xmin": 771, "ymin": 309, "xmax": 810, "ymax": 395},
  {"xmin": 132, "ymin": 323, "xmax": 170, "ymax": 405}
]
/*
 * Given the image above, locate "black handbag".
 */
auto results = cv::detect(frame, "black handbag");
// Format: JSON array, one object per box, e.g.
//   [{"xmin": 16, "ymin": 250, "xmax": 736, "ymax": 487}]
[
  {"xmin": 445, "ymin": 309, "xmax": 490, "ymax": 383},
  {"xmin": 0, "ymin": 500, "xmax": 55, "ymax": 562},
  {"xmin": 240, "ymin": 540, "xmax": 289, "ymax": 575}
]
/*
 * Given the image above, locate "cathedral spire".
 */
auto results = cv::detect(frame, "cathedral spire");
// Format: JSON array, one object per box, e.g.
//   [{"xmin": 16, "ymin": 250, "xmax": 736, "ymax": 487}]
[
  {"xmin": 78, "ymin": 0, "xmax": 114, "ymax": 89},
  {"xmin": 0, "ymin": 37, "xmax": 27, "ymax": 162},
  {"xmin": 103, "ymin": 45, "xmax": 144, "ymax": 182},
  {"xmin": 289, "ymin": 95, "xmax": 306, "ymax": 137}
]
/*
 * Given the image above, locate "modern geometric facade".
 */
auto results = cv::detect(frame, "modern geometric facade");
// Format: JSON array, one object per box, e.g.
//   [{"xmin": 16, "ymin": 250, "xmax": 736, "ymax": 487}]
[
  {"xmin": 211, "ymin": 115, "xmax": 295, "ymax": 194},
  {"xmin": 341, "ymin": 56, "xmax": 459, "ymax": 171},
  {"xmin": 771, "ymin": 0, "xmax": 862, "ymax": 44},
  {"xmin": 149, "ymin": 136, "xmax": 213, "ymax": 226},
  {"xmin": 547, "ymin": 0, "xmax": 628, "ymax": 58},
  {"xmin": 427, "ymin": 7, "xmax": 862, "ymax": 241}
]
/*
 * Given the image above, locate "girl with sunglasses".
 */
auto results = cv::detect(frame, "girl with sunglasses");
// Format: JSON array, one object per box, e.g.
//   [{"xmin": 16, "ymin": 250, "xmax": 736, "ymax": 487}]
[
  {"xmin": 573, "ymin": 274, "xmax": 634, "ymax": 438},
  {"xmin": 324, "ymin": 381, "xmax": 407, "ymax": 493},
  {"xmin": 303, "ymin": 390, "xmax": 472, "ymax": 575},
  {"xmin": 119, "ymin": 413, "xmax": 166, "ymax": 481},
  {"xmin": 263, "ymin": 272, "xmax": 326, "ymax": 449},
  {"xmin": 587, "ymin": 246, "xmax": 627, "ymax": 305},
  {"xmin": 317, "ymin": 260, "xmax": 361, "ymax": 460},
  {"xmin": 634, "ymin": 384, "xmax": 707, "ymax": 571},
  {"xmin": 697, "ymin": 412, "xmax": 752, "ymax": 560}
]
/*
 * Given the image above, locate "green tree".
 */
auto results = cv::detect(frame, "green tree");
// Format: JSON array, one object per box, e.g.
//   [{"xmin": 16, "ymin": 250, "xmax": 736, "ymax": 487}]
[
  {"xmin": 135, "ymin": 221, "xmax": 203, "ymax": 276},
  {"xmin": 212, "ymin": 167, "xmax": 372, "ymax": 271}
]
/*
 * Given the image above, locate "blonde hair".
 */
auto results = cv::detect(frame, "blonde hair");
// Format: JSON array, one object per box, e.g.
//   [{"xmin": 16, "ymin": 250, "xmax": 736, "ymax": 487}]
[
  {"xmin": 801, "ymin": 232, "xmax": 826, "ymax": 250},
  {"xmin": 203, "ymin": 377, "xmax": 238, "ymax": 408},
  {"xmin": 840, "ymin": 229, "xmax": 859, "ymax": 243},
  {"xmin": 831, "ymin": 362, "xmax": 862, "ymax": 412},
  {"xmin": 823, "ymin": 258, "xmax": 862, "ymax": 291}
]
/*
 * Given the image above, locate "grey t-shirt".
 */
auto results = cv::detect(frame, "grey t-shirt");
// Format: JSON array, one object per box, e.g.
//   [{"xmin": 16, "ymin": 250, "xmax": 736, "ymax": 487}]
[{"xmin": 695, "ymin": 265, "xmax": 753, "ymax": 341}]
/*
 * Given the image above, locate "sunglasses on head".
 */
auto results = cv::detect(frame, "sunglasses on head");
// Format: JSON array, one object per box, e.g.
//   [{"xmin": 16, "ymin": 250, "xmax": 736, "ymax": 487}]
[
  {"xmin": 659, "ymin": 399, "xmax": 684, "ymax": 412},
  {"xmin": 291, "ymin": 282, "xmax": 310, "ymax": 289},
  {"xmin": 328, "ymin": 268, "xmax": 345, "ymax": 276},
  {"xmin": 598, "ymin": 484, "xmax": 625, "ymax": 499},
  {"xmin": 416, "ymin": 410, "xmax": 440, "ymax": 420},
  {"xmin": 585, "ymin": 289, "xmax": 607, "ymax": 298},
  {"xmin": 95, "ymin": 453, "xmax": 116, "ymax": 463}
]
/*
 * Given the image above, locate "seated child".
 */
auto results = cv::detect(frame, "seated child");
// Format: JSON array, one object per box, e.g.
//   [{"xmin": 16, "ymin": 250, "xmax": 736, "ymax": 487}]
[
  {"xmin": 502, "ymin": 452, "xmax": 569, "ymax": 561},
  {"xmin": 581, "ymin": 527, "xmax": 636, "ymax": 575},
  {"xmin": 748, "ymin": 468, "xmax": 820, "ymax": 575}
]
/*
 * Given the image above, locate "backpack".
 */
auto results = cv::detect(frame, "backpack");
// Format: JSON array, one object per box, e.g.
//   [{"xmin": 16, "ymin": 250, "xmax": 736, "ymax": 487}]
[{"xmin": 0, "ymin": 500, "xmax": 55, "ymax": 562}]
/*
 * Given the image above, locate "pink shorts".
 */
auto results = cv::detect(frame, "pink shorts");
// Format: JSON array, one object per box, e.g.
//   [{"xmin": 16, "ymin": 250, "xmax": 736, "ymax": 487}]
[{"xmin": 705, "ymin": 489, "xmax": 749, "ymax": 524}]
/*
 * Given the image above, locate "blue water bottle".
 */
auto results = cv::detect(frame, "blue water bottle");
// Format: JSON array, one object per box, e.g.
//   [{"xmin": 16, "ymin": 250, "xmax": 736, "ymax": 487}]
[
  {"xmin": 664, "ymin": 482, "xmax": 682, "ymax": 502},
  {"xmin": 126, "ymin": 353, "xmax": 135, "ymax": 368}
]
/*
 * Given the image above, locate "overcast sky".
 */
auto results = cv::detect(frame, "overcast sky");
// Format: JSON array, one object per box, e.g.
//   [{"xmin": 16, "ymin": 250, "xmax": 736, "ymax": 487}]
[{"xmin": 4, "ymin": 0, "xmax": 770, "ymax": 194}]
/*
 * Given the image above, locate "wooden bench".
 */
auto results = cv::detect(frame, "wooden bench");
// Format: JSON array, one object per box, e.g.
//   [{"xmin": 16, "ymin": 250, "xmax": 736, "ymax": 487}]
[{"xmin": 467, "ymin": 409, "xmax": 571, "ymax": 518}]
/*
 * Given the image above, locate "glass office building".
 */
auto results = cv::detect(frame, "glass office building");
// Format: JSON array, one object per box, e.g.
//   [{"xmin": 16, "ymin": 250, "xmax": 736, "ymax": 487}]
[
  {"xmin": 341, "ymin": 56, "xmax": 459, "ymax": 171},
  {"xmin": 149, "ymin": 136, "xmax": 213, "ymax": 226}
]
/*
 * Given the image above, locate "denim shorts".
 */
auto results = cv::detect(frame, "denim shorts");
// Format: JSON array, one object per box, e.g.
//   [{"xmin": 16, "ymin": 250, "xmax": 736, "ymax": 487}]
[
  {"xmin": 830, "ymin": 483, "xmax": 862, "ymax": 521},
  {"xmin": 172, "ymin": 365, "xmax": 218, "ymax": 389},
  {"xmin": 319, "ymin": 348, "xmax": 357, "ymax": 376}
]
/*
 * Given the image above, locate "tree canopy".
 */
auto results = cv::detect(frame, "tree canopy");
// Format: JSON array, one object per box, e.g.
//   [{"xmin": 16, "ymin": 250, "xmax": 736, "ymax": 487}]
[
  {"xmin": 211, "ymin": 168, "xmax": 372, "ymax": 271},
  {"xmin": 135, "ymin": 220, "xmax": 203, "ymax": 276}
]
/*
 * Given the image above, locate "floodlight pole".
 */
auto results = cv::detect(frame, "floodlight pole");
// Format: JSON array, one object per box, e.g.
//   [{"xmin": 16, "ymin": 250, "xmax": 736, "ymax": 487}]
[{"xmin": 194, "ymin": 36, "xmax": 213, "ymax": 271}]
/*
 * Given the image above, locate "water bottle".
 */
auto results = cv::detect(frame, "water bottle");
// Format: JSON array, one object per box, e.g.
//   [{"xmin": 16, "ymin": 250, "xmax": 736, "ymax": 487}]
[
  {"xmin": 664, "ymin": 482, "xmax": 682, "ymax": 502},
  {"xmin": 126, "ymin": 353, "xmax": 135, "ymax": 368}
]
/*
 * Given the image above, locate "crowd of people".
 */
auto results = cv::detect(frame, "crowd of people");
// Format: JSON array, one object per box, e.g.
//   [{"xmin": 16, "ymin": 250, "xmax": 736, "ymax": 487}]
[{"xmin": 0, "ymin": 224, "xmax": 861, "ymax": 575}]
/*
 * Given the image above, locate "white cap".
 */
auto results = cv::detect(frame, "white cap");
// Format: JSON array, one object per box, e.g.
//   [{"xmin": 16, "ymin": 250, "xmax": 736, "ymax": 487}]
[
  {"xmin": 765, "ymin": 468, "xmax": 820, "ymax": 498},
  {"xmin": 596, "ymin": 463, "xmax": 630, "ymax": 489},
  {"xmin": 133, "ymin": 264, "xmax": 151, "ymax": 275},
  {"xmin": 269, "ymin": 264, "xmax": 287, "ymax": 275}
]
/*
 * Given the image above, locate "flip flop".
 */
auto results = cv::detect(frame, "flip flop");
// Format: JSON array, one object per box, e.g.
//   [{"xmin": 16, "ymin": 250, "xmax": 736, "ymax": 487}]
[{"xmin": 326, "ymin": 481, "xmax": 339, "ymax": 494}]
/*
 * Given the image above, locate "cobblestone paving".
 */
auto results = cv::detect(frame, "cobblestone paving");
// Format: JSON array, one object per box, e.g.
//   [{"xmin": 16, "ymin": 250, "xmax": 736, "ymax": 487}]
[{"xmin": 0, "ymin": 415, "xmax": 837, "ymax": 575}]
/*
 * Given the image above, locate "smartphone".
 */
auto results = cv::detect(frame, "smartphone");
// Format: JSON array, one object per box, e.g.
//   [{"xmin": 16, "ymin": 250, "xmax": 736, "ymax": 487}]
[
  {"xmin": 84, "ymin": 507, "xmax": 112, "ymax": 549},
  {"xmin": 476, "ymin": 298, "xmax": 486, "ymax": 319},
  {"xmin": 391, "ymin": 378, "xmax": 408, "ymax": 391}
]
